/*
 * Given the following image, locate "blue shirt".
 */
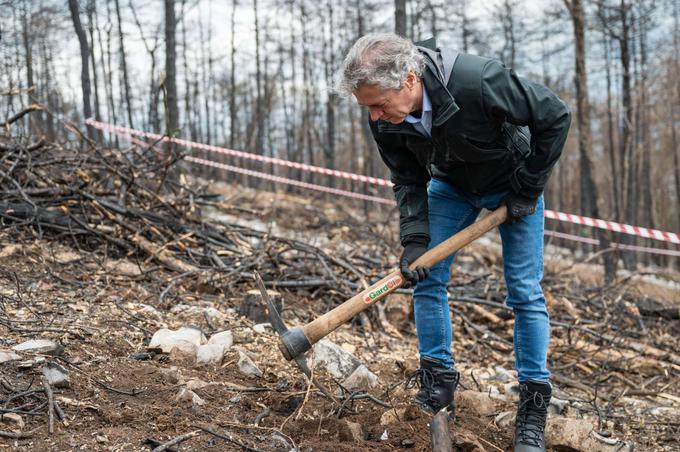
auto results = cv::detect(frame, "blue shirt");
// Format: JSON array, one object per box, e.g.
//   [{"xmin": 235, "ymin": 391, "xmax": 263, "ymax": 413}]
[{"xmin": 404, "ymin": 86, "xmax": 432, "ymax": 137}]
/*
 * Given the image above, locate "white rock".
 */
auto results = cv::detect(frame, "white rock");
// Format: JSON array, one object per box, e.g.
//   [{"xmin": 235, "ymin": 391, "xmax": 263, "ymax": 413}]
[
  {"xmin": 546, "ymin": 416, "xmax": 630, "ymax": 451},
  {"xmin": 169, "ymin": 304, "xmax": 193, "ymax": 314},
  {"xmin": 549, "ymin": 396, "xmax": 569, "ymax": 415},
  {"xmin": 495, "ymin": 410, "xmax": 515, "ymax": 428},
  {"xmin": 175, "ymin": 388, "xmax": 205, "ymax": 406},
  {"xmin": 208, "ymin": 330, "xmax": 233, "ymax": 349},
  {"xmin": 159, "ymin": 366, "xmax": 182, "ymax": 384},
  {"xmin": 137, "ymin": 304, "xmax": 162, "ymax": 319},
  {"xmin": 380, "ymin": 430, "xmax": 389, "ymax": 441},
  {"xmin": 493, "ymin": 365, "xmax": 515, "ymax": 382},
  {"xmin": 252, "ymin": 323, "xmax": 271, "ymax": 334},
  {"xmin": 341, "ymin": 365, "xmax": 378, "ymax": 391},
  {"xmin": 196, "ymin": 344, "xmax": 226, "ymax": 365},
  {"xmin": 148, "ymin": 327, "xmax": 206, "ymax": 354},
  {"xmin": 12, "ymin": 339, "xmax": 63, "ymax": 356},
  {"xmin": 203, "ymin": 307, "xmax": 225, "ymax": 321},
  {"xmin": 237, "ymin": 350, "xmax": 263, "ymax": 378},
  {"xmin": 456, "ymin": 390, "xmax": 498, "ymax": 417},
  {"xmin": 313, "ymin": 339, "xmax": 362, "ymax": 379},
  {"xmin": 0, "ymin": 349, "xmax": 21, "ymax": 363},
  {"xmin": 1, "ymin": 413, "xmax": 24, "ymax": 430},
  {"xmin": 41, "ymin": 363, "xmax": 70, "ymax": 388}
]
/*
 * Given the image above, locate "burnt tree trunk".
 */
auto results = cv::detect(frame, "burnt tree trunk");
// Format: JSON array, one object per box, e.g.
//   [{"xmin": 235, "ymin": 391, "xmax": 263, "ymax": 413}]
[
  {"xmin": 114, "ymin": 0, "xmax": 134, "ymax": 129},
  {"xmin": 395, "ymin": 0, "xmax": 407, "ymax": 36},
  {"xmin": 68, "ymin": 0, "xmax": 94, "ymax": 139},
  {"xmin": 565, "ymin": 0, "xmax": 617, "ymax": 281},
  {"xmin": 164, "ymin": 0, "xmax": 180, "ymax": 136}
]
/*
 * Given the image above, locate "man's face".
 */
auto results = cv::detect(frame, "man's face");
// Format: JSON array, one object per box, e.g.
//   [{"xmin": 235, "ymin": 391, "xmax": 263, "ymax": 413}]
[{"xmin": 353, "ymin": 72, "xmax": 419, "ymax": 124}]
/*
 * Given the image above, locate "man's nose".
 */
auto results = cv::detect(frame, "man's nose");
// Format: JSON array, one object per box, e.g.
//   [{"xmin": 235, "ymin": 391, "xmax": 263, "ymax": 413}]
[{"xmin": 369, "ymin": 108, "xmax": 383, "ymax": 121}]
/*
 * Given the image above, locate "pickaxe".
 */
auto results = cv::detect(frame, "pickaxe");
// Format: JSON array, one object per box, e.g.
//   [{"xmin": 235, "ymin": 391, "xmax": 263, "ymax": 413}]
[{"xmin": 263, "ymin": 206, "xmax": 507, "ymax": 396}]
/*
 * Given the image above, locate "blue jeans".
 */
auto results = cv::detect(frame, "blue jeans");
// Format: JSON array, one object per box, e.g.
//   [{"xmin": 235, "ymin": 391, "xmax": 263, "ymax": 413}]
[{"xmin": 413, "ymin": 178, "xmax": 550, "ymax": 382}]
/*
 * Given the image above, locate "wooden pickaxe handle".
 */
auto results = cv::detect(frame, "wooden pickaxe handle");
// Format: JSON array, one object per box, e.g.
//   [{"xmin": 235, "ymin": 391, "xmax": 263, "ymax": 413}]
[{"xmin": 300, "ymin": 206, "xmax": 507, "ymax": 348}]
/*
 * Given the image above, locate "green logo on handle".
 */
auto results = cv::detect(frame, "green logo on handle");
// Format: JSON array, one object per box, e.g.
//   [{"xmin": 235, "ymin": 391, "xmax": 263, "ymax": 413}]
[{"xmin": 363, "ymin": 276, "xmax": 402, "ymax": 303}]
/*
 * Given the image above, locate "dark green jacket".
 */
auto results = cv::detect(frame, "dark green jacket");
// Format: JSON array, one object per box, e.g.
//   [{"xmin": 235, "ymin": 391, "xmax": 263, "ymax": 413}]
[{"xmin": 369, "ymin": 44, "xmax": 571, "ymax": 244}]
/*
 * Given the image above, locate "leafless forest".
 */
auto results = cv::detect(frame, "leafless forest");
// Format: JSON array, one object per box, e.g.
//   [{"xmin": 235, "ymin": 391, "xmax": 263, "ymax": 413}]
[{"xmin": 1, "ymin": 0, "xmax": 679, "ymax": 273}]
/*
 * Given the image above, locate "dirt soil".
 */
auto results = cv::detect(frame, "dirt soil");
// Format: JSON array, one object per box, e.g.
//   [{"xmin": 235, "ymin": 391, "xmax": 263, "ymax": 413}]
[{"xmin": 1, "ymin": 182, "xmax": 678, "ymax": 451}]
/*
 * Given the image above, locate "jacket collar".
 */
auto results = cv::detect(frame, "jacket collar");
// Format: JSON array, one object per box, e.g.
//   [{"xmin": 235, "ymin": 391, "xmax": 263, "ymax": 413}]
[{"xmin": 376, "ymin": 50, "xmax": 459, "ymax": 134}]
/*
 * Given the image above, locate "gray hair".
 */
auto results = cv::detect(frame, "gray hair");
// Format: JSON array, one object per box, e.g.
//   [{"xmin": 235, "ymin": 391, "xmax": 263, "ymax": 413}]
[{"xmin": 335, "ymin": 33, "xmax": 425, "ymax": 96}]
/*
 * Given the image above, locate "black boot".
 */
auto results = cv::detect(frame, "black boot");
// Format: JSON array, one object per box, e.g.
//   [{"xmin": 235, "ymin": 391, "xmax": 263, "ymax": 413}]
[
  {"xmin": 513, "ymin": 380, "xmax": 551, "ymax": 452},
  {"xmin": 409, "ymin": 356, "xmax": 459, "ymax": 416}
]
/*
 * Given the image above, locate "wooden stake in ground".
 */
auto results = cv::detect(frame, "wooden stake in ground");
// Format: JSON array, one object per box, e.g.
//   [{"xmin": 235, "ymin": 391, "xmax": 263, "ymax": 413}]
[{"xmin": 430, "ymin": 410, "xmax": 453, "ymax": 452}]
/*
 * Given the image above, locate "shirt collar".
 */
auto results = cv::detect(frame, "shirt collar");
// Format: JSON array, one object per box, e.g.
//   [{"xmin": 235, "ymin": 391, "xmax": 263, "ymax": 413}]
[{"xmin": 404, "ymin": 85, "xmax": 432, "ymax": 124}]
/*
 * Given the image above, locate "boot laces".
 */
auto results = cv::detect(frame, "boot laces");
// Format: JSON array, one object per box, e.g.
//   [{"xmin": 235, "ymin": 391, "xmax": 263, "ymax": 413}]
[
  {"xmin": 517, "ymin": 391, "xmax": 547, "ymax": 447},
  {"xmin": 406, "ymin": 368, "xmax": 436, "ymax": 392}
]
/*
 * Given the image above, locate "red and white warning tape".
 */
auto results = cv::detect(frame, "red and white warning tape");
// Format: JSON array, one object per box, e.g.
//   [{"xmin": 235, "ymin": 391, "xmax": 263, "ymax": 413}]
[
  {"xmin": 544, "ymin": 211, "xmax": 677, "ymax": 244},
  {"xmin": 128, "ymin": 137, "xmax": 395, "ymax": 205},
  {"xmin": 86, "ymin": 118, "xmax": 392, "ymax": 187},
  {"xmin": 543, "ymin": 230, "xmax": 680, "ymax": 257},
  {"xmin": 88, "ymin": 119, "xmax": 679, "ymax": 247}
]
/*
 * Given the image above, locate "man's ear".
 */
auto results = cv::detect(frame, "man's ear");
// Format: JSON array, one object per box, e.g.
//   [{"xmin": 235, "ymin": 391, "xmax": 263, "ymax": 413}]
[{"xmin": 404, "ymin": 71, "xmax": 417, "ymax": 90}]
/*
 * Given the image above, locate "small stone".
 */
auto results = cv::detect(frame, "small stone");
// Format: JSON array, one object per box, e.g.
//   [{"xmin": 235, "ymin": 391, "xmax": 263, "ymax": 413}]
[
  {"xmin": 340, "ymin": 420, "xmax": 364, "ymax": 443},
  {"xmin": 12, "ymin": 339, "xmax": 63, "ymax": 356},
  {"xmin": 341, "ymin": 364, "xmax": 379, "ymax": 391},
  {"xmin": 493, "ymin": 365, "xmax": 515, "ymax": 382},
  {"xmin": 0, "ymin": 349, "xmax": 21, "ymax": 363},
  {"xmin": 148, "ymin": 326, "xmax": 206, "ymax": 354},
  {"xmin": 380, "ymin": 430, "xmax": 389, "ymax": 441},
  {"xmin": 175, "ymin": 388, "xmax": 205, "ymax": 407},
  {"xmin": 229, "ymin": 394, "xmax": 242, "ymax": 404},
  {"xmin": 196, "ymin": 344, "xmax": 226, "ymax": 365},
  {"xmin": 137, "ymin": 304, "xmax": 161, "ymax": 319},
  {"xmin": 456, "ymin": 390, "xmax": 498, "ymax": 417},
  {"xmin": 237, "ymin": 350, "xmax": 263, "ymax": 378},
  {"xmin": 41, "ymin": 363, "xmax": 70, "ymax": 388},
  {"xmin": 549, "ymin": 396, "xmax": 569, "ymax": 415},
  {"xmin": 252, "ymin": 323, "xmax": 271, "ymax": 334},
  {"xmin": 313, "ymin": 339, "xmax": 362, "ymax": 379},
  {"xmin": 95, "ymin": 435, "xmax": 108, "ymax": 443},
  {"xmin": 454, "ymin": 430, "xmax": 485, "ymax": 451},
  {"xmin": 1, "ymin": 413, "xmax": 25, "ymax": 430},
  {"xmin": 495, "ymin": 410, "xmax": 515, "ymax": 428},
  {"xmin": 203, "ymin": 307, "xmax": 225, "ymax": 322},
  {"xmin": 208, "ymin": 330, "xmax": 233, "ymax": 348},
  {"xmin": 159, "ymin": 366, "xmax": 182, "ymax": 384},
  {"xmin": 546, "ymin": 416, "xmax": 630, "ymax": 451}
]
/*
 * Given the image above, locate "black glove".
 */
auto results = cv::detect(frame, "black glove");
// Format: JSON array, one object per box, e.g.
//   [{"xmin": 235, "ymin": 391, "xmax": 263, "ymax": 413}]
[
  {"xmin": 504, "ymin": 192, "xmax": 538, "ymax": 223},
  {"xmin": 400, "ymin": 235, "xmax": 430, "ymax": 286}
]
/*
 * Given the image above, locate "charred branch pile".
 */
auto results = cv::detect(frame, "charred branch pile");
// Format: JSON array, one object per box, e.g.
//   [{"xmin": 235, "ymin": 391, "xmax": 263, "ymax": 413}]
[{"xmin": 0, "ymin": 126, "xmax": 397, "ymax": 314}]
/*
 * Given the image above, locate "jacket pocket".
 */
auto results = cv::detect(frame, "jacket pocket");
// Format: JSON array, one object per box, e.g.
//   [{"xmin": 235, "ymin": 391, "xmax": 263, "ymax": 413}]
[
  {"xmin": 436, "ymin": 132, "xmax": 508, "ymax": 165},
  {"xmin": 502, "ymin": 124, "xmax": 532, "ymax": 163}
]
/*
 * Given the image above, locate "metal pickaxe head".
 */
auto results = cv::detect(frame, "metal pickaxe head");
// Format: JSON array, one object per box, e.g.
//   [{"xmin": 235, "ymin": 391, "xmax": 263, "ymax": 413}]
[
  {"xmin": 253, "ymin": 273, "xmax": 312, "ymax": 371},
  {"xmin": 253, "ymin": 272, "xmax": 339, "ymax": 404}
]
